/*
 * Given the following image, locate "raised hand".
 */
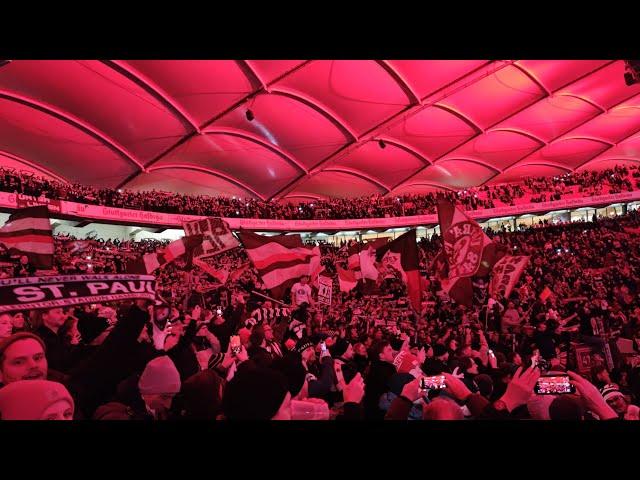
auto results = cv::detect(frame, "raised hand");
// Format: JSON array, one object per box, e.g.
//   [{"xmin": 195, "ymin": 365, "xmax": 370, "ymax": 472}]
[
  {"xmin": 342, "ymin": 373, "xmax": 366, "ymax": 404},
  {"xmin": 499, "ymin": 366, "xmax": 540, "ymax": 412}
]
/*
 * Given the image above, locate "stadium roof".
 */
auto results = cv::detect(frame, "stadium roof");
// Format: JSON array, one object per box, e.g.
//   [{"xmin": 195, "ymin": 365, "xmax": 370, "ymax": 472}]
[{"xmin": 0, "ymin": 60, "xmax": 639, "ymax": 201}]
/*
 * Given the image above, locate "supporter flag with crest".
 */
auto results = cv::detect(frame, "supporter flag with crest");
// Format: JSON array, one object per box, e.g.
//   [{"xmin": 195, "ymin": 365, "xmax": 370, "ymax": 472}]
[
  {"xmin": 436, "ymin": 200, "xmax": 499, "ymax": 307},
  {"xmin": 0, "ymin": 206, "xmax": 54, "ymax": 269}
]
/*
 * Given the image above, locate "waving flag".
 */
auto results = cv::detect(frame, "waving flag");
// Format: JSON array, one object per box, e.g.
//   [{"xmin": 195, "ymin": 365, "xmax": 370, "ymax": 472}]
[
  {"xmin": 337, "ymin": 267, "xmax": 358, "ymax": 292},
  {"xmin": 237, "ymin": 231, "xmax": 318, "ymax": 300},
  {"xmin": 0, "ymin": 206, "xmax": 54, "ymax": 269},
  {"xmin": 375, "ymin": 230, "xmax": 422, "ymax": 312},
  {"xmin": 127, "ymin": 234, "xmax": 203, "ymax": 274},
  {"xmin": 436, "ymin": 200, "xmax": 498, "ymax": 306}
]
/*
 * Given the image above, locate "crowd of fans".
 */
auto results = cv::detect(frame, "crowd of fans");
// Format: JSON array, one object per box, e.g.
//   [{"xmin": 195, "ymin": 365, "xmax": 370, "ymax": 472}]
[
  {"xmin": 2, "ymin": 164, "xmax": 639, "ymax": 220},
  {"xmin": 1, "ymin": 204, "xmax": 640, "ymax": 420}
]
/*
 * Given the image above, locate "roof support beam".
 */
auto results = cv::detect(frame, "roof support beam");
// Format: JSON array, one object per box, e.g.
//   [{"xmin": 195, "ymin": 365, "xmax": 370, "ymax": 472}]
[
  {"xmin": 141, "ymin": 164, "xmax": 267, "ymax": 201},
  {"xmin": 0, "ymin": 90, "xmax": 145, "ymax": 172}
]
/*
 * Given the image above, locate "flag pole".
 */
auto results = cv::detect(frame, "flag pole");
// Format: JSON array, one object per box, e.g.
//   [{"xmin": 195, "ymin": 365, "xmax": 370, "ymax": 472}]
[{"xmin": 251, "ymin": 290, "xmax": 291, "ymax": 308}]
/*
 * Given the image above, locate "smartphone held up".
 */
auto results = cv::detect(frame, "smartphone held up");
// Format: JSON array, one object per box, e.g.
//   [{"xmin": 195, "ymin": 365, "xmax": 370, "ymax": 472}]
[
  {"xmin": 419, "ymin": 375, "xmax": 446, "ymax": 391},
  {"xmin": 534, "ymin": 375, "xmax": 576, "ymax": 395}
]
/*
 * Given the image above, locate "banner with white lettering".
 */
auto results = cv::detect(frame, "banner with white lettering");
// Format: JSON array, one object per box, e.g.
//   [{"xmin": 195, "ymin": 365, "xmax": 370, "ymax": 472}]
[
  {"xmin": 2, "ymin": 190, "xmax": 640, "ymax": 232},
  {"xmin": 489, "ymin": 255, "xmax": 530, "ymax": 300},
  {"xmin": 317, "ymin": 276, "xmax": 332, "ymax": 306},
  {"xmin": 0, "ymin": 274, "xmax": 156, "ymax": 312}
]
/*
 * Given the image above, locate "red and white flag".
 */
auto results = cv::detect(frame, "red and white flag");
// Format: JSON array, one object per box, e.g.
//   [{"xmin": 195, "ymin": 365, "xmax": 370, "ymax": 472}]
[
  {"xmin": 376, "ymin": 230, "xmax": 422, "ymax": 312},
  {"xmin": 194, "ymin": 258, "xmax": 230, "ymax": 284},
  {"xmin": 337, "ymin": 267, "xmax": 358, "ymax": 292},
  {"xmin": 436, "ymin": 200, "xmax": 498, "ymax": 307},
  {"xmin": 237, "ymin": 231, "xmax": 319, "ymax": 300},
  {"xmin": 0, "ymin": 206, "xmax": 54, "ymax": 269},
  {"xmin": 127, "ymin": 235, "xmax": 203, "ymax": 274},
  {"xmin": 489, "ymin": 255, "xmax": 530, "ymax": 300}
]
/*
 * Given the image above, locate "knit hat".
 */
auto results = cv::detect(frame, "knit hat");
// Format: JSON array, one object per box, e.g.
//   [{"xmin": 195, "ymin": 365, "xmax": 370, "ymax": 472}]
[
  {"xmin": 222, "ymin": 366, "xmax": 289, "ymax": 420},
  {"xmin": 330, "ymin": 338, "xmax": 350, "ymax": 358},
  {"xmin": 77, "ymin": 314, "xmax": 110, "ymax": 344},
  {"xmin": 208, "ymin": 352, "xmax": 225, "ymax": 370},
  {"xmin": 600, "ymin": 383, "xmax": 625, "ymax": 402},
  {"xmin": 271, "ymin": 352, "xmax": 306, "ymax": 397},
  {"xmin": 474, "ymin": 374, "xmax": 494, "ymax": 399},
  {"xmin": 93, "ymin": 402, "xmax": 134, "ymax": 420},
  {"xmin": 549, "ymin": 395, "xmax": 584, "ymax": 420},
  {"xmin": 138, "ymin": 356, "xmax": 181, "ymax": 395},
  {"xmin": 295, "ymin": 337, "xmax": 315, "ymax": 354},
  {"xmin": 0, "ymin": 332, "xmax": 46, "ymax": 364},
  {"xmin": 179, "ymin": 370, "xmax": 225, "ymax": 420},
  {"xmin": 393, "ymin": 351, "xmax": 419, "ymax": 374},
  {"xmin": 0, "ymin": 380, "xmax": 74, "ymax": 420}
]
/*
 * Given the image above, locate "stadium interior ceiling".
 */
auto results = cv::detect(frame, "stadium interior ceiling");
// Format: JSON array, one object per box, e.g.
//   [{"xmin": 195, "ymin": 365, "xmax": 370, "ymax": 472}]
[{"xmin": 0, "ymin": 60, "xmax": 639, "ymax": 204}]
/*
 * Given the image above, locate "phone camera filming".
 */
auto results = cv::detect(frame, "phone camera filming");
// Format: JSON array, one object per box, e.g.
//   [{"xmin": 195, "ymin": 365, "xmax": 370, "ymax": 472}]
[
  {"xmin": 534, "ymin": 376, "xmax": 576, "ymax": 395},
  {"xmin": 420, "ymin": 375, "xmax": 446, "ymax": 391}
]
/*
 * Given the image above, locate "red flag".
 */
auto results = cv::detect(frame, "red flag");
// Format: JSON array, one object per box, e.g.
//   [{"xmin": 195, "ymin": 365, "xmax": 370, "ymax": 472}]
[
  {"xmin": 375, "ymin": 230, "xmax": 422, "ymax": 313},
  {"xmin": 540, "ymin": 286, "xmax": 553, "ymax": 302}
]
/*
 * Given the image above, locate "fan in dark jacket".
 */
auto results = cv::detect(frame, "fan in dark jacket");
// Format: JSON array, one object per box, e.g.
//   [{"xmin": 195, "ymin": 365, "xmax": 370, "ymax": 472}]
[{"xmin": 363, "ymin": 341, "xmax": 397, "ymax": 420}]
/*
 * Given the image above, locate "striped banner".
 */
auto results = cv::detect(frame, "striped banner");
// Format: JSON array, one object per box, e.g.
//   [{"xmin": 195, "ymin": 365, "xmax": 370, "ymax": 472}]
[
  {"xmin": 237, "ymin": 231, "xmax": 319, "ymax": 300},
  {"xmin": 0, "ymin": 206, "xmax": 53, "ymax": 269}
]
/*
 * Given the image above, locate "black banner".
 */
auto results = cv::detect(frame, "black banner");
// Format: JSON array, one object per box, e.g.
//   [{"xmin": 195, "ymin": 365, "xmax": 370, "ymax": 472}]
[{"xmin": 0, "ymin": 274, "xmax": 156, "ymax": 312}]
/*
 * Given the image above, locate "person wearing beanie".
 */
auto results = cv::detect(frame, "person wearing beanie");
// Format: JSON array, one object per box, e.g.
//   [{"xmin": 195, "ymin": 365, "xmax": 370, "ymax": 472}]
[
  {"xmin": 0, "ymin": 380, "xmax": 74, "ymax": 420},
  {"xmin": 0, "ymin": 332, "xmax": 49, "ymax": 385},
  {"xmin": 295, "ymin": 337, "xmax": 334, "ymax": 401},
  {"xmin": 330, "ymin": 338, "xmax": 358, "ymax": 402},
  {"xmin": 600, "ymin": 383, "xmax": 640, "ymax": 420},
  {"xmin": 176, "ymin": 369, "xmax": 225, "ymax": 420},
  {"xmin": 222, "ymin": 366, "xmax": 291, "ymax": 420},
  {"xmin": 138, "ymin": 356, "xmax": 181, "ymax": 419},
  {"xmin": 363, "ymin": 341, "xmax": 397, "ymax": 420},
  {"xmin": 271, "ymin": 352, "xmax": 307, "ymax": 399},
  {"xmin": 548, "ymin": 395, "xmax": 585, "ymax": 420},
  {"xmin": 474, "ymin": 374, "xmax": 494, "ymax": 400}
]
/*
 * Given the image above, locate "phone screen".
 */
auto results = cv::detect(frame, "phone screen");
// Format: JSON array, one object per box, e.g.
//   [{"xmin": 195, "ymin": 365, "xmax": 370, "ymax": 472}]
[
  {"xmin": 420, "ymin": 375, "xmax": 446, "ymax": 390},
  {"xmin": 320, "ymin": 341, "xmax": 327, "ymax": 352},
  {"xmin": 230, "ymin": 335, "xmax": 241, "ymax": 354},
  {"xmin": 534, "ymin": 375, "xmax": 576, "ymax": 395}
]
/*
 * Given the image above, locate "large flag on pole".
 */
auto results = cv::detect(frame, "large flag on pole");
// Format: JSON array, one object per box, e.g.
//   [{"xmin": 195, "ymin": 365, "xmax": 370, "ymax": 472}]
[
  {"xmin": 0, "ymin": 206, "xmax": 54, "ymax": 269},
  {"xmin": 375, "ymin": 230, "xmax": 422, "ymax": 312},
  {"xmin": 127, "ymin": 235, "xmax": 203, "ymax": 274},
  {"xmin": 436, "ymin": 200, "xmax": 498, "ymax": 306},
  {"xmin": 237, "ymin": 231, "xmax": 319, "ymax": 301}
]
